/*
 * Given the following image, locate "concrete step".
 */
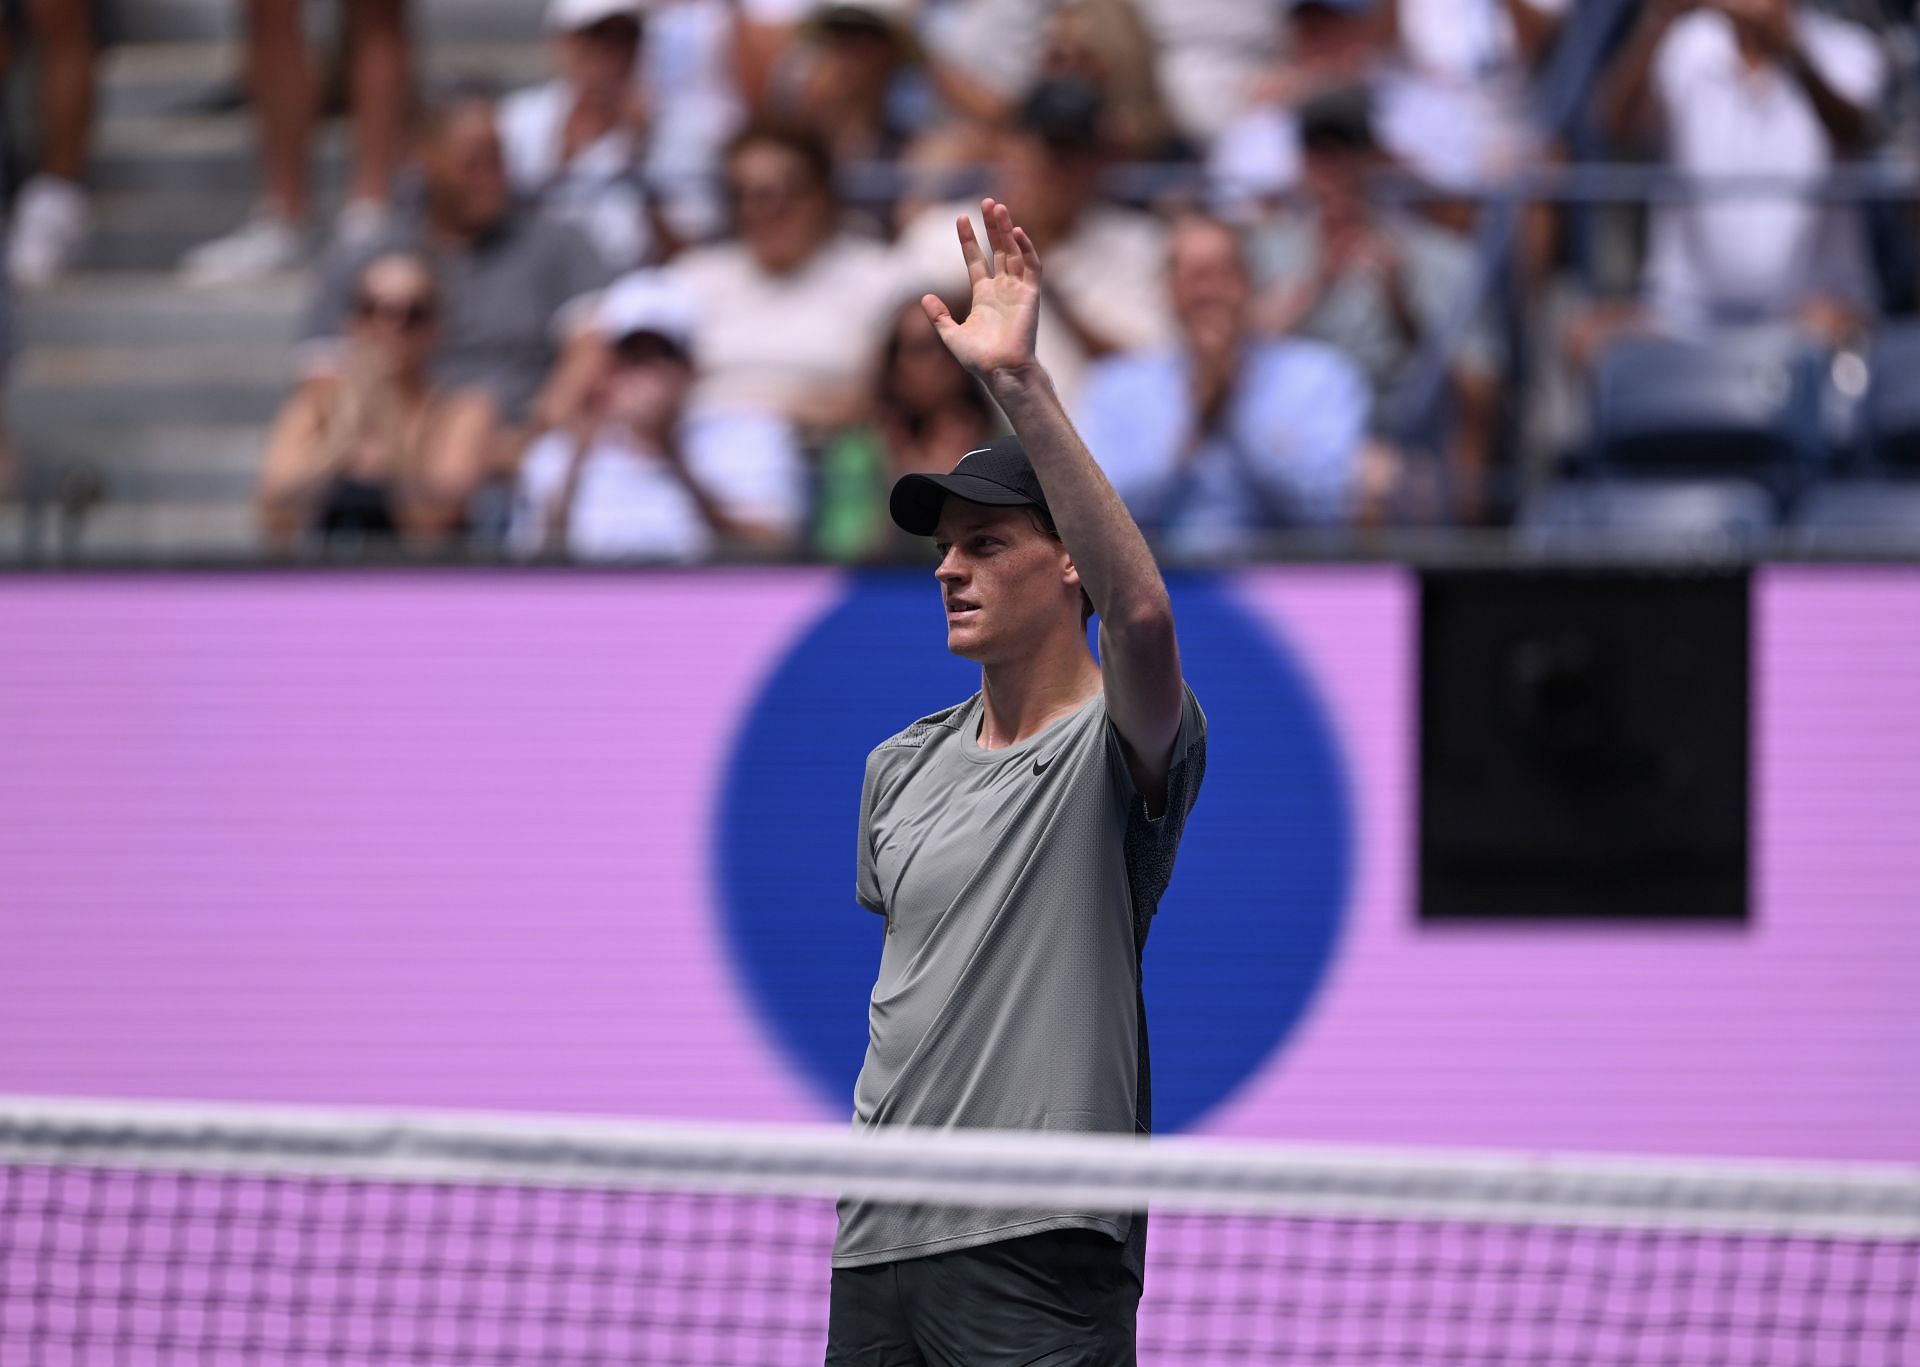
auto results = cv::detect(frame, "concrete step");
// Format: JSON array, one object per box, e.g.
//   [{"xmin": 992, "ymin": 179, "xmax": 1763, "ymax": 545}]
[
  {"xmin": 14, "ymin": 422, "xmax": 267, "ymax": 502},
  {"xmin": 98, "ymin": 39, "xmax": 548, "ymax": 120},
  {"xmin": 15, "ymin": 274, "xmax": 306, "ymax": 346},
  {"xmin": 79, "ymin": 193, "xmax": 275, "ymax": 274},
  {"xmin": 89, "ymin": 114, "xmax": 349, "ymax": 193},
  {"xmin": 31, "ymin": 500, "xmax": 263, "ymax": 559},
  {"xmin": 11, "ymin": 344, "xmax": 294, "ymax": 426},
  {"xmin": 71, "ymin": 189, "xmax": 332, "ymax": 273},
  {"xmin": 105, "ymin": 0, "xmax": 544, "ymax": 45}
]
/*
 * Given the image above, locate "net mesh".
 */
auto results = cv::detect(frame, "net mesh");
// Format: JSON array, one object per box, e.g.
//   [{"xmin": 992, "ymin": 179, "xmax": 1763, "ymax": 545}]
[{"xmin": 3, "ymin": 1097, "xmax": 1916, "ymax": 1366}]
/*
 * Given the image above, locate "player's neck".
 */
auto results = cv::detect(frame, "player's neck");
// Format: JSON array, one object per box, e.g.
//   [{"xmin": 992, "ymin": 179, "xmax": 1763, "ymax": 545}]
[{"xmin": 975, "ymin": 634, "xmax": 1101, "ymax": 751}]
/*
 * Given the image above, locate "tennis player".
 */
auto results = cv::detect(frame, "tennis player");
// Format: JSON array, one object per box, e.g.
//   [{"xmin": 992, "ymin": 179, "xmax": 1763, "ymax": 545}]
[{"xmin": 826, "ymin": 198, "xmax": 1208, "ymax": 1366}]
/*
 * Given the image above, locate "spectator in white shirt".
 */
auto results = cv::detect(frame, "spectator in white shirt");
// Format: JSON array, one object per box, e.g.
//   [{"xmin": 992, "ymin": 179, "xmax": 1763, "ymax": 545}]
[
  {"xmin": 498, "ymin": 0, "xmax": 660, "ymax": 275},
  {"xmin": 510, "ymin": 273, "xmax": 806, "ymax": 561},
  {"xmin": 635, "ymin": 0, "xmax": 747, "ymax": 243},
  {"xmin": 1389, "ymin": 0, "xmax": 1563, "ymax": 79},
  {"xmin": 1210, "ymin": 0, "xmax": 1562, "ymax": 218},
  {"xmin": 543, "ymin": 120, "xmax": 901, "ymax": 437},
  {"xmin": 1597, "ymin": 0, "xmax": 1887, "ymax": 338}
]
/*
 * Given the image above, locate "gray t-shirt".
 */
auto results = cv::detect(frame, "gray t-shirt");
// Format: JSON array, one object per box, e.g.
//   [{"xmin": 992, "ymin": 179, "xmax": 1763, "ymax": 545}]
[
  {"xmin": 833, "ymin": 680, "xmax": 1208, "ymax": 1272},
  {"xmin": 1249, "ymin": 208, "xmax": 1502, "ymax": 407}
]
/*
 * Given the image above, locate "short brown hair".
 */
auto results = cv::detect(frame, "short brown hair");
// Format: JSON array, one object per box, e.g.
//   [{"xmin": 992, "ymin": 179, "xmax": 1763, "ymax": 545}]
[
  {"xmin": 724, "ymin": 119, "xmax": 836, "ymax": 197},
  {"xmin": 1023, "ymin": 506, "xmax": 1096, "ymax": 625}
]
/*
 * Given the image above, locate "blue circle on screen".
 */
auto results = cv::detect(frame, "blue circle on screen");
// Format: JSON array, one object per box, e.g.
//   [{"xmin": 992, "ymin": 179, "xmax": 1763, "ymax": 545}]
[{"xmin": 715, "ymin": 572, "xmax": 1350, "ymax": 1133}]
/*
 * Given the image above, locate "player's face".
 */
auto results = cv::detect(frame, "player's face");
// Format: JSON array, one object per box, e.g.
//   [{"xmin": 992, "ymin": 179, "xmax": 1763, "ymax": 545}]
[{"xmin": 931, "ymin": 502, "xmax": 1078, "ymax": 663}]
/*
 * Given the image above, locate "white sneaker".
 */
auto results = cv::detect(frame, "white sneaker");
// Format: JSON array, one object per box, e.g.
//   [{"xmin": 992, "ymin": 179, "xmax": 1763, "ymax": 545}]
[
  {"xmin": 7, "ymin": 176, "xmax": 91, "ymax": 288},
  {"xmin": 179, "ymin": 212, "xmax": 307, "ymax": 287}
]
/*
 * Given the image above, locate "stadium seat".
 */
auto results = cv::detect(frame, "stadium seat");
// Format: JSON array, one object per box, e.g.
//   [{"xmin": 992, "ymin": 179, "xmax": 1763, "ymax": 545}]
[
  {"xmin": 1517, "ymin": 479, "xmax": 1779, "ymax": 548},
  {"xmin": 1791, "ymin": 480, "xmax": 1920, "ymax": 549},
  {"xmin": 1863, "ymin": 322, "xmax": 1920, "ymax": 473},
  {"xmin": 1590, "ymin": 333, "xmax": 1826, "ymax": 496}
]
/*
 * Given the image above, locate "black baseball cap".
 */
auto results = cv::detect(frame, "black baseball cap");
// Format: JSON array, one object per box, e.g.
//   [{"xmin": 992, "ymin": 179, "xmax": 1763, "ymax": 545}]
[{"xmin": 888, "ymin": 435, "xmax": 1050, "ymax": 536}]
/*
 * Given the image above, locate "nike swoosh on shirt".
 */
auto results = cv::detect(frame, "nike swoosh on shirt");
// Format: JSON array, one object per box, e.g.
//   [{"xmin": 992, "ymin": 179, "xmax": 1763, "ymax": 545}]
[{"xmin": 1033, "ymin": 756, "xmax": 1051, "ymax": 775}]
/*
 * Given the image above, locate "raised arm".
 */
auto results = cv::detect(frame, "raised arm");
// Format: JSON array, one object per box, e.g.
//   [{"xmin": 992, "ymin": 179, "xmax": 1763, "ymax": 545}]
[
  {"xmin": 922, "ymin": 199, "xmax": 1185, "ymax": 807},
  {"xmin": 1596, "ymin": 0, "xmax": 1687, "ymax": 147},
  {"xmin": 1717, "ymin": 0, "xmax": 1878, "ymax": 153}
]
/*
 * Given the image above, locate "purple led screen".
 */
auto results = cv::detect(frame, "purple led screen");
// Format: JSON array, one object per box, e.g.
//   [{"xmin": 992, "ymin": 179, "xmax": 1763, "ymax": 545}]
[{"xmin": 0, "ymin": 566, "xmax": 1916, "ymax": 1158}]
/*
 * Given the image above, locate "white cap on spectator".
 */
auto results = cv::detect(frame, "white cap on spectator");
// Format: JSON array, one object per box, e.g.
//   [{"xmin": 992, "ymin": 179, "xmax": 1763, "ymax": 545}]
[
  {"xmin": 545, "ymin": 0, "xmax": 646, "ymax": 33},
  {"xmin": 596, "ymin": 271, "xmax": 698, "ymax": 356}
]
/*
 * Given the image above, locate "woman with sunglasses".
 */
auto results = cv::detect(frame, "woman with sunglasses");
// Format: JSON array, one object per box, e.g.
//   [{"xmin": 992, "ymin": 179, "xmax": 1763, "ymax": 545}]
[{"xmin": 258, "ymin": 252, "xmax": 496, "ymax": 553}]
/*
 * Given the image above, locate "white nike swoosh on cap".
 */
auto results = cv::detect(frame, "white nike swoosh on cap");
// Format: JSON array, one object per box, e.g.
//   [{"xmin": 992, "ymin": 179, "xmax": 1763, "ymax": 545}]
[{"xmin": 961, "ymin": 448, "xmax": 993, "ymax": 459}]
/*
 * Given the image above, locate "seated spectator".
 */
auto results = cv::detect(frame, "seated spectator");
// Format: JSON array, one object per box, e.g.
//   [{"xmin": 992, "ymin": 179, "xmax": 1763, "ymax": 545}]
[
  {"xmin": 5, "ymin": 0, "xmax": 99, "ymax": 287},
  {"xmin": 498, "ymin": 0, "xmax": 661, "ymax": 275},
  {"xmin": 926, "ymin": 0, "xmax": 1273, "ymax": 149},
  {"xmin": 895, "ymin": 78, "xmax": 1175, "ymax": 406},
  {"xmin": 258, "ymin": 253, "xmax": 497, "ymax": 552},
  {"xmin": 545, "ymin": 121, "xmax": 899, "ymax": 436},
  {"xmin": 1595, "ymin": 0, "xmax": 1886, "ymax": 341},
  {"xmin": 1248, "ymin": 89, "xmax": 1503, "ymax": 520},
  {"xmin": 302, "ymin": 92, "xmax": 615, "ymax": 438},
  {"xmin": 1034, "ymin": 0, "xmax": 1188, "ymax": 161},
  {"xmin": 509, "ymin": 274, "xmax": 806, "ymax": 561},
  {"xmin": 1077, "ymin": 212, "xmax": 1374, "ymax": 558},
  {"xmin": 1389, "ymin": 0, "xmax": 1563, "ymax": 80},
  {"xmin": 182, "ymin": 0, "xmax": 413, "ymax": 285},
  {"xmin": 765, "ymin": 0, "xmax": 932, "ymax": 165},
  {"xmin": 1210, "ymin": 0, "xmax": 1560, "ymax": 217},
  {"xmin": 814, "ymin": 295, "xmax": 1001, "ymax": 560}
]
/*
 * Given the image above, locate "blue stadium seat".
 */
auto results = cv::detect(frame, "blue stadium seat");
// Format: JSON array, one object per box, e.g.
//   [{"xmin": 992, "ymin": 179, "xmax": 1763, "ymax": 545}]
[
  {"xmin": 1791, "ymin": 481, "xmax": 1920, "ymax": 549},
  {"xmin": 1518, "ymin": 479, "xmax": 1779, "ymax": 548},
  {"xmin": 1590, "ymin": 333, "xmax": 1826, "ymax": 496},
  {"xmin": 1863, "ymin": 322, "xmax": 1920, "ymax": 474}
]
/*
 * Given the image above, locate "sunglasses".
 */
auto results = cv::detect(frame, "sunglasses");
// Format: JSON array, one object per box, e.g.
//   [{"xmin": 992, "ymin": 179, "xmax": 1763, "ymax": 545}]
[{"xmin": 353, "ymin": 294, "xmax": 437, "ymax": 331}]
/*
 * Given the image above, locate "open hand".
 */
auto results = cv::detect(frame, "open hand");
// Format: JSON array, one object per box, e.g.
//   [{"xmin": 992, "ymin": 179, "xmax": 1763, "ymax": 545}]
[{"xmin": 922, "ymin": 198, "xmax": 1043, "ymax": 382}]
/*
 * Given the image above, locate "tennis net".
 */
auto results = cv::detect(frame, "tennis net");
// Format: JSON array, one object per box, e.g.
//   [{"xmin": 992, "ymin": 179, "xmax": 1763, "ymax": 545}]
[{"xmin": 2, "ymin": 1095, "xmax": 1916, "ymax": 1365}]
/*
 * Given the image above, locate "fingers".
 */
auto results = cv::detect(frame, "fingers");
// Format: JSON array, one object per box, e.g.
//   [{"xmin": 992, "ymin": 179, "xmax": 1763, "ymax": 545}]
[
  {"xmin": 920, "ymin": 292, "xmax": 956, "ymax": 333},
  {"xmin": 982, "ymin": 197, "xmax": 1022, "ymax": 279},
  {"xmin": 1011, "ymin": 225, "xmax": 1042, "ymax": 278},
  {"xmin": 978, "ymin": 198, "xmax": 1041, "ymax": 282},
  {"xmin": 956, "ymin": 213, "xmax": 989, "ymax": 284},
  {"xmin": 981, "ymin": 198, "xmax": 1009, "ymax": 271}
]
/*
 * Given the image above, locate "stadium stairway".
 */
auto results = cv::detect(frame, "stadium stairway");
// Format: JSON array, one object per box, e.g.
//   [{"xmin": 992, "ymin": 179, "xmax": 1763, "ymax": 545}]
[{"xmin": 3, "ymin": 0, "xmax": 547, "ymax": 561}]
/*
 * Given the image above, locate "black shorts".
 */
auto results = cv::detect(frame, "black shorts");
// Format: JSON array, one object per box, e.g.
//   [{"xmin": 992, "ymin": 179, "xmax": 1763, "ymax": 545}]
[{"xmin": 825, "ymin": 1227, "xmax": 1141, "ymax": 1367}]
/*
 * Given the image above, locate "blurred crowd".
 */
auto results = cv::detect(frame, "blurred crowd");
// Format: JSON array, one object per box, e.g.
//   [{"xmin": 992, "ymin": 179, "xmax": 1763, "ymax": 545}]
[{"xmin": 5, "ymin": 0, "xmax": 1919, "ymax": 558}]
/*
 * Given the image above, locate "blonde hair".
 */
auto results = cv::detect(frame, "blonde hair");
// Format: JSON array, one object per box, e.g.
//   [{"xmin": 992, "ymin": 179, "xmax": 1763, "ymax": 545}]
[{"xmin": 1043, "ymin": 0, "xmax": 1178, "ymax": 159}]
